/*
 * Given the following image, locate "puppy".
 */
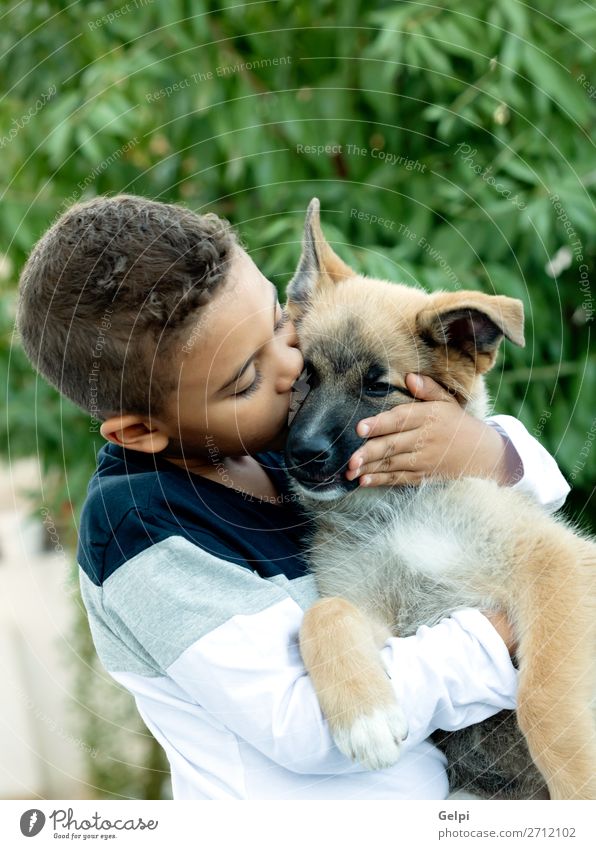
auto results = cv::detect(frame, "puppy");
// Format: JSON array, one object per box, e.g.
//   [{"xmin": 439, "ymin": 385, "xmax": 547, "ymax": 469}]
[{"xmin": 283, "ymin": 198, "xmax": 596, "ymax": 800}]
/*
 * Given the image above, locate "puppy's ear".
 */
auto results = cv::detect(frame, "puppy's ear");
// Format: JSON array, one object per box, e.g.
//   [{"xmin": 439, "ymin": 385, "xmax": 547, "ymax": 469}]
[
  {"xmin": 286, "ymin": 198, "xmax": 355, "ymax": 319},
  {"xmin": 416, "ymin": 291, "xmax": 525, "ymax": 374}
]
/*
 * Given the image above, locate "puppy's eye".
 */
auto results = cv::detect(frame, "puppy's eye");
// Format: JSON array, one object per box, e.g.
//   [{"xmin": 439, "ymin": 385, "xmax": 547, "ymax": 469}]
[
  {"xmin": 365, "ymin": 381, "xmax": 394, "ymax": 396},
  {"xmin": 364, "ymin": 382, "xmax": 412, "ymax": 398}
]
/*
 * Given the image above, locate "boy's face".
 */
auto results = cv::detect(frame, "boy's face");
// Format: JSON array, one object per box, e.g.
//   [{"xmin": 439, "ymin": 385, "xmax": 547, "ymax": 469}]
[{"xmin": 101, "ymin": 246, "xmax": 304, "ymax": 462}]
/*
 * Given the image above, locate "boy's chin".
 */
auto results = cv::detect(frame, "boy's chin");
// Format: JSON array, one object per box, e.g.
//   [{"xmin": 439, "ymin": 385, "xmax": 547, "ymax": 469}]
[{"xmin": 261, "ymin": 422, "xmax": 290, "ymax": 452}]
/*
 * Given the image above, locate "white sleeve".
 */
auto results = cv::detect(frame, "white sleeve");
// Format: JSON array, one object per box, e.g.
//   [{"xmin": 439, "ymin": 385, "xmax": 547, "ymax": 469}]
[
  {"xmin": 486, "ymin": 414, "xmax": 570, "ymax": 512},
  {"xmin": 383, "ymin": 608, "xmax": 518, "ymax": 753},
  {"xmin": 166, "ymin": 596, "xmax": 518, "ymax": 774}
]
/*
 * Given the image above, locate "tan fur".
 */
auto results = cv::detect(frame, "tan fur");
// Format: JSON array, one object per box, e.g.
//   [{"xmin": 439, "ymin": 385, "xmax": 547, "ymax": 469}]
[
  {"xmin": 300, "ymin": 599, "xmax": 394, "ymax": 726},
  {"xmin": 288, "ymin": 199, "xmax": 596, "ymax": 800}
]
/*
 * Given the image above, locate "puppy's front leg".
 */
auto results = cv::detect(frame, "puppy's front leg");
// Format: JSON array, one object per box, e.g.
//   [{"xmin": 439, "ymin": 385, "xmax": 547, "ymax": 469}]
[{"xmin": 300, "ymin": 597, "xmax": 408, "ymax": 770}]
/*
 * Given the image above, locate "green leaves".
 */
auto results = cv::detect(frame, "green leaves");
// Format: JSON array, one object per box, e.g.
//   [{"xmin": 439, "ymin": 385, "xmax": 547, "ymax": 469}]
[
  {"xmin": 2, "ymin": 0, "xmax": 594, "ymax": 494},
  {"xmin": 521, "ymin": 43, "xmax": 593, "ymax": 127},
  {"xmin": 1, "ymin": 0, "xmax": 594, "ymax": 801}
]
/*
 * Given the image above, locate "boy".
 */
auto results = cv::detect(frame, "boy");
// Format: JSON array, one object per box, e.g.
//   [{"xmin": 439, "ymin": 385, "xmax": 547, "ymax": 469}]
[{"xmin": 16, "ymin": 194, "xmax": 570, "ymax": 800}]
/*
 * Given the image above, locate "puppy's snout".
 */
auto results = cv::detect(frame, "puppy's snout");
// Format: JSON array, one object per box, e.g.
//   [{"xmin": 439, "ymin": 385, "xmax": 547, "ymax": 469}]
[{"xmin": 286, "ymin": 435, "xmax": 332, "ymax": 470}]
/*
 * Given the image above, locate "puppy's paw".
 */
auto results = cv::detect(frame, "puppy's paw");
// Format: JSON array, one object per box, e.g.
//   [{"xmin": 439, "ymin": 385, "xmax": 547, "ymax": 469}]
[{"xmin": 333, "ymin": 704, "xmax": 409, "ymax": 770}]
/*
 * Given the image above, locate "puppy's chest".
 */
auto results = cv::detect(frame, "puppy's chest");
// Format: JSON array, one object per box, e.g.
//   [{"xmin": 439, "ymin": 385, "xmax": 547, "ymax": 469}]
[
  {"xmin": 305, "ymin": 483, "xmax": 501, "ymax": 603},
  {"xmin": 311, "ymin": 511, "xmax": 461, "ymax": 590}
]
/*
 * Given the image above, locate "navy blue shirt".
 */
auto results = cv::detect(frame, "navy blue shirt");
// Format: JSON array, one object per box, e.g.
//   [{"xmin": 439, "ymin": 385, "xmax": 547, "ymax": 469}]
[{"xmin": 77, "ymin": 443, "xmax": 315, "ymax": 587}]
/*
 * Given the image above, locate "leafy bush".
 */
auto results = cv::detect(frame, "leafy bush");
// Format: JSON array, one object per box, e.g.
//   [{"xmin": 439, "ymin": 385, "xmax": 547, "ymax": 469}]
[{"xmin": 1, "ymin": 0, "xmax": 594, "ymax": 798}]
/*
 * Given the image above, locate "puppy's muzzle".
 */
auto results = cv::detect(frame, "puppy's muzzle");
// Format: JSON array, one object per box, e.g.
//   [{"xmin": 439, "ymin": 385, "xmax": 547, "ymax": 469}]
[{"xmin": 285, "ymin": 435, "xmax": 360, "ymax": 492}]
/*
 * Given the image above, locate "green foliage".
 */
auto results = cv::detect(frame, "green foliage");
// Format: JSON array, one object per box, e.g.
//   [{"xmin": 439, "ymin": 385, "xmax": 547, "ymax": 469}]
[{"xmin": 1, "ymin": 0, "xmax": 594, "ymax": 798}]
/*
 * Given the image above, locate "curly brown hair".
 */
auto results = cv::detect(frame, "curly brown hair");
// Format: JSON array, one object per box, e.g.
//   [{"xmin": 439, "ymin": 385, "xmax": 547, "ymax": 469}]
[{"xmin": 16, "ymin": 194, "xmax": 237, "ymax": 423}]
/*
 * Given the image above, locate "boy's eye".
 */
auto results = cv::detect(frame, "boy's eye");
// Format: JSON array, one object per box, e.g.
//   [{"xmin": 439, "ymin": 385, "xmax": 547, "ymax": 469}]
[
  {"xmin": 233, "ymin": 306, "xmax": 288, "ymax": 399},
  {"xmin": 235, "ymin": 369, "xmax": 263, "ymax": 398}
]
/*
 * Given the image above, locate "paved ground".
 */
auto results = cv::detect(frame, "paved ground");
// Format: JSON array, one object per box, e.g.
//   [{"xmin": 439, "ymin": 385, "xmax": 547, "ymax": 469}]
[{"xmin": 0, "ymin": 458, "xmax": 90, "ymax": 799}]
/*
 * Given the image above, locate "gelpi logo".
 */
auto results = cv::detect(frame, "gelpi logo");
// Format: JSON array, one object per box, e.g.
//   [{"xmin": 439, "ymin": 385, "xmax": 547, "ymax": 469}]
[{"xmin": 20, "ymin": 809, "xmax": 46, "ymax": 836}]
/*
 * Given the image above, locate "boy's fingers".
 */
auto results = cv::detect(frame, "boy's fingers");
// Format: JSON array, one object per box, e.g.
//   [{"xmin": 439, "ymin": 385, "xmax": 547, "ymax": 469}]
[
  {"xmin": 354, "ymin": 469, "xmax": 424, "ymax": 488},
  {"xmin": 355, "ymin": 402, "xmax": 423, "ymax": 439},
  {"xmin": 346, "ymin": 453, "xmax": 419, "ymax": 480},
  {"xmin": 355, "ymin": 375, "xmax": 455, "ymax": 438},
  {"xmin": 347, "ymin": 432, "xmax": 415, "ymax": 472},
  {"xmin": 347, "ymin": 449, "xmax": 429, "ymax": 479},
  {"xmin": 405, "ymin": 373, "xmax": 456, "ymax": 403}
]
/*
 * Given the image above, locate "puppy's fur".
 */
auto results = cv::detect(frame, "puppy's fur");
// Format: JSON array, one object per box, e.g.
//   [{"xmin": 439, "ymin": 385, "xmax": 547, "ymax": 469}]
[{"xmin": 284, "ymin": 198, "xmax": 596, "ymax": 800}]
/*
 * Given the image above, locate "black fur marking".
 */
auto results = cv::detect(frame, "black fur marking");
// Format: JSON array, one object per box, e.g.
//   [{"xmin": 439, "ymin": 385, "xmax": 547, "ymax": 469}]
[
  {"xmin": 420, "ymin": 328, "xmax": 439, "ymax": 349},
  {"xmin": 431, "ymin": 711, "xmax": 548, "ymax": 800},
  {"xmin": 440, "ymin": 309, "xmax": 504, "ymax": 352}
]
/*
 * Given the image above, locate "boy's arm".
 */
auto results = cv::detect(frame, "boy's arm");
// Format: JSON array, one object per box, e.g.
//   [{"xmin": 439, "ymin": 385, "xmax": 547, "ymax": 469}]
[
  {"xmin": 346, "ymin": 374, "xmax": 570, "ymax": 513},
  {"xmin": 99, "ymin": 535, "xmax": 518, "ymax": 775},
  {"xmin": 486, "ymin": 414, "xmax": 570, "ymax": 512}
]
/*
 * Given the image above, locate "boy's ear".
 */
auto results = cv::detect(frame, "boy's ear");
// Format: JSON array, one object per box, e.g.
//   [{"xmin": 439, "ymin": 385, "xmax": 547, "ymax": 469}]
[
  {"xmin": 100, "ymin": 415, "xmax": 170, "ymax": 453},
  {"xmin": 285, "ymin": 198, "xmax": 355, "ymax": 320},
  {"xmin": 416, "ymin": 291, "xmax": 525, "ymax": 374}
]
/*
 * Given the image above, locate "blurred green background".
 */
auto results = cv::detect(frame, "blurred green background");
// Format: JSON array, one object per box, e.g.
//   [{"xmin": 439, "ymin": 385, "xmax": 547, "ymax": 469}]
[{"xmin": 1, "ymin": 0, "xmax": 594, "ymax": 798}]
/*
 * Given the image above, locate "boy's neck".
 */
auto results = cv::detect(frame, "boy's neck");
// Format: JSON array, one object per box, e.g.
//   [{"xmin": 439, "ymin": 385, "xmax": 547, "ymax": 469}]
[{"xmin": 163, "ymin": 454, "xmax": 282, "ymax": 502}]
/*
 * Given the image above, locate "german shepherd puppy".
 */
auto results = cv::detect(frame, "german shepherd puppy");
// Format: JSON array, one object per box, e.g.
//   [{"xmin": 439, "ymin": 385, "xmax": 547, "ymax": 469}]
[{"xmin": 284, "ymin": 198, "xmax": 596, "ymax": 800}]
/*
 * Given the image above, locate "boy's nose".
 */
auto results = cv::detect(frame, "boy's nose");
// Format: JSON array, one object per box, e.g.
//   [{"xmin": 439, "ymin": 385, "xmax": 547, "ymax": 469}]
[
  {"xmin": 284, "ymin": 318, "xmax": 300, "ymax": 346},
  {"xmin": 289, "ymin": 349, "xmax": 304, "ymax": 384},
  {"xmin": 279, "ymin": 345, "xmax": 304, "ymax": 394}
]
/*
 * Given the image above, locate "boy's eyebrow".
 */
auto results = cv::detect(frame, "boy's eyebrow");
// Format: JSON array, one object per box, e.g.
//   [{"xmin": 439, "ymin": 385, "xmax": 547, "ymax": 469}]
[{"xmin": 218, "ymin": 282, "xmax": 279, "ymax": 393}]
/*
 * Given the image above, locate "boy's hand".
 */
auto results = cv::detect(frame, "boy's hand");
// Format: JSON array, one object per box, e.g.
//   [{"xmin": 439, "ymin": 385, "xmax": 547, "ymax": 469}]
[
  {"xmin": 346, "ymin": 373, "xmax": 523, "ymax": 488},
  {"xmin": 482, "ymin": 609, "xmax": 518, "ymax": 657}
]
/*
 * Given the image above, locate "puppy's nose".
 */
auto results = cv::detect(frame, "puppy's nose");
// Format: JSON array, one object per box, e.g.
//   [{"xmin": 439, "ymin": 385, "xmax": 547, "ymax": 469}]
[{"xmin": 286, "ymin": 435, "xmax": 332, "ymax": 468}]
